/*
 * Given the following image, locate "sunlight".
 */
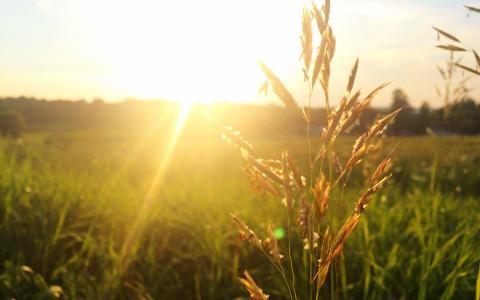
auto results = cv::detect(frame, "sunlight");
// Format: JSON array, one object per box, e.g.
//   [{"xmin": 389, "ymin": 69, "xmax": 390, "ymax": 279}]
[
  {"xmin": 71, "ymin": 0, "xmax": 303, "ymax": 104},
  {"xmin": 118, "ymin": 102, "xmax": 192, "ymax": 269},
  {"xmin": 3, "ymin": 0, "xmax": 480, "ymax": 298}
]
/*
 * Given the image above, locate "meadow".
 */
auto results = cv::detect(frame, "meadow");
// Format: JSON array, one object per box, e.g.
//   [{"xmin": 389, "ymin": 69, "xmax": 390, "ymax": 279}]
[
  {"xmin": 0, "ymin": 126, "xmax": 479, "ymax": 299},
  {"xmin": 1, "ymin": 0, "xmax": 479, "ymax": 298}
]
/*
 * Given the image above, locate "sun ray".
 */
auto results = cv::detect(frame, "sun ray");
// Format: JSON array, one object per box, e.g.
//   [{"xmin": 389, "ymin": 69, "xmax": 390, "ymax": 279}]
[{"xmin": 117, "ymin": 102, "xmax": 192, "ymax": 272}]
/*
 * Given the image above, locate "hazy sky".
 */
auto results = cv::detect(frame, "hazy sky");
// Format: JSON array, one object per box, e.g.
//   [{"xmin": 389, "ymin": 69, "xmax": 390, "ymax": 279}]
[{"xmin": 0, "ymin": 0, "xmax": 479, "ymax": 107}]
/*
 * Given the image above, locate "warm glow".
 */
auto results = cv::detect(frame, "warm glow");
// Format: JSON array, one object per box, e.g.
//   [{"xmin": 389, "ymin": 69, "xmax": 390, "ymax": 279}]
[
  {"xmin": 71, "ymin": 0, "xmax": 304, "ymax": 104},
  {"xmin": 1, "ymin": 0, "xmax": 479, "ymax": 105},
  {"xmin": 118, "ymin": 102, "xmax": 192, "ymax": 270}
]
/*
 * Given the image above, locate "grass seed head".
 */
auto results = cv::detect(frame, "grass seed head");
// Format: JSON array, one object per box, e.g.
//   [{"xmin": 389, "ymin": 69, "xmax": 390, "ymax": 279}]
[
  {"xmin": 238, "ymin": 271, "xmax": 270, "ymax": 300},
  {"xmin": 285, "ymin": 152, "xmax": 306, "ymax": 189},
  {"xmin": 301, "ymin": 5, "xmax": 313, "ymax": 73},
  {"xmin": 221, "ymin": 125, "xmax": 255, "ymax": 155},
  {"xmin": 231, "ymin": 214, "xmax": 263, "ymax": 250},
  {"xmin": 298, "ymin": 195, "xmax": 311, "ymax": 249},
  {"xmin": 258, "ymin": 60, "xmax": 301, "ymax": 114},
  {"xmin": 281, "ymin": 151, "xmax": 294, "ymax": 210},
  {"xmin": 244, "ymin": 166, "xmax": 281, "ymax": 198},
  {"xmin": 265, "ymin": 225, "xmax": 284, "ymax": 264},
  {"xmin": 243, "ymin": 153, "xmax": 284, "ymax": 185}
]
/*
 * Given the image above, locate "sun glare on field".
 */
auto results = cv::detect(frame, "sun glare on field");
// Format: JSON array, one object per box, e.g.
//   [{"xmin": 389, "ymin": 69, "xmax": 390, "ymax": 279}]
[{"xmin": 71, "ymin": 0, "xmax": 303, "ymax": 104}]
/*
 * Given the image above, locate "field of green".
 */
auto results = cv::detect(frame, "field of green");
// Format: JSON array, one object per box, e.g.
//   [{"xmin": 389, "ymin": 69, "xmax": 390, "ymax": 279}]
[{"xmin": 0, "ymin": 127, "xmax": 479, "ymax": 299}]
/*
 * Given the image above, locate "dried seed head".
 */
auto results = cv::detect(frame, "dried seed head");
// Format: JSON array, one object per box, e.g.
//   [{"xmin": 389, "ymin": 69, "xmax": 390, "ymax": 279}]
[
  {"xmin": 244, "ymin": 166, "xmax": 281, "ymax": 198},
  {"xmin": 311, "ymin": 31, "xmax": 328, "ymax": 88},
  {"xmin": 371, "ymin": 157, "xmax": 392, "ymax": 183},
  {"xmin": 298, "ymin": 195, "xmax": 311, "ymax": 249},
  {"xmin": 323, "ymin": 0, "xmax": 331, "ymax": 23},
  {"xmin": 238, "ymin": 271, "xmax": 270, "ymax": 300},
  {"xmin": 221, "ymin": 125, "xmax": 255, "ymax": 155},
  {"xmin": 345, "ymin": 90, "xmax": 362, "ymax": 111},
  {"xmin": 332, "ymin": 152, "xmax": 342, "ymax": 175},
  {"xmin": 285, "ymin": 152, "xmax": 305, "ymax": 189},
  {"xmin": 313, "ymin": 173, "xmax": 330, "ymax": 219},
  {"xmin": 243, "ymin": 153, "xmax": 284, "ymax": 185},
  {"xmin": 316, "ymin": 227, "xmax": 331, "ymax": 288},
  {"xmin": 341, "ymin": 83, "xmax": 389, "ymax": 133},
  {"xmin": 367, "ymin": 108, "xmax": 402, "ymax": 141},
  {"xmin": 265, "ymin": 225, "xmax": 284, "ymax": 264},
  {"xmin": 314, "ymin": 146, "xmax": 326, "ymax": 164},
  {"xmin": 352, "ymin": 134, "xmax": 366, "ymax": 155},
  {"xmin": 355, "ymin": 156, "xmax": 393, "ymax": 213},
  {"xmin": 345, "ymin": 58, "xmax": 359, "ymax": 97},
  {"xmin": 258, "ymin": 60, "xmax": 301, "ymax": 114},
  {"xmin": 231, "ymin": 214, "xmax": 263, "ymax": 250},
  {"xmin": 312, "ymin": 2, "xmax": 326, "ymax": 34},
  {"xmin": 312, "ymin": 173, "xmax": 326, "ymax": 200},
  {"xmin": 320, "ymin": 182, "xmax": 330, "ymax": 218},
  {"xmin": 301, "ymin": 5, "xmax": 313, "ymax": 73},
  {"xmin": 281, "ymin": 151, "xmax": 294, "ymax": 210},
  {"xmin": 328, "ymin": 214, "xmax": 361, "ymax": 262}
]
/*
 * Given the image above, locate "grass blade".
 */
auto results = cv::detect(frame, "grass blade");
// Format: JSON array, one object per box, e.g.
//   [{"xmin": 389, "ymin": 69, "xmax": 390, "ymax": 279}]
[
  {"xmin": 436, "ymin": 44, "xmax": 466, "ymax": 52},
  {"xmin": 476, "ymin": 265, "xmax": 480, "ymax": 300},
  {"xmin": 455, "ymin": 63, "xmax": 480, "ymax": 76},
  {"xmin": 432, "ymin": 26, "xmax": 461, "ymax": 43},
  {"xmin": 258, "ymin": 60, "xmax": 300, "ymax": 111},
  {"xmin": 301, "ymin": 5, "xmax": 313, "ymax": 72},
  {"xmin": 464, "ymin": 5, "xmax": 480, "ymax": 14},
  {"xmin": 473, "ymin": 50, "xmax": 480, "ymax": 69},
  {"xmin": 346, "ymin": 58, "xmax": 359, "ymax": 96}
]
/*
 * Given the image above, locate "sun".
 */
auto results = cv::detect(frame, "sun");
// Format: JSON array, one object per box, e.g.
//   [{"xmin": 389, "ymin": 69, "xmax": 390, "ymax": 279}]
[{"xmin": 70, "ymin": 0, "xmax": 303, "ymax": 104}]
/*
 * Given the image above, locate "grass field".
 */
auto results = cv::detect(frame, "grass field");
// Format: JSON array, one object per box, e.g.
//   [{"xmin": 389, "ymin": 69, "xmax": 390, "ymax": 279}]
[
  {"xmin": 0, "ymin": 128, "xmax": 479, "ymax": 299},
  {"xmin": 1, "ymin": 0, "xmax": 480, "ymax": 298}
]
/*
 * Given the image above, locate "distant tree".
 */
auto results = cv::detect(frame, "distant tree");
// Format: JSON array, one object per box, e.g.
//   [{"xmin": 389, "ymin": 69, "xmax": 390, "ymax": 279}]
[
  {"xmin": 0, "ymin": 110, "xmax": 26, "ymax": 138},
  {"xmin": 442, "ymin": 98, "xmax": 480, "ymax": 134},
  {"xmin": 389, "ymin": 89, "xmax": 414, "ymax": 135},
  {"xmin": 391, "ymin": 89, "xmax": 411, "ymax": 111},
  {"xmin": 413, "ymin": 101, "xmax": 432, "ymax": 134}
]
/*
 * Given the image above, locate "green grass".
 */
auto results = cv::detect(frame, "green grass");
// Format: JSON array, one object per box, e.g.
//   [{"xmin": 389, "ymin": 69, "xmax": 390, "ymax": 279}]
[{"xmin": 0, "ymin": 130, "xmax": 479, "ymax": 299}]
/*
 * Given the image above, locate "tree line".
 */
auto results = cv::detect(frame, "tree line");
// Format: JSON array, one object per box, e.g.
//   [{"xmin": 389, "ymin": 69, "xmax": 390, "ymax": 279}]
[
  {"xmin": 387, "ymin": 89, "xmax": 480, "ymax": 135},
  {"xmin": 0, "ymin": 91, "xmax": 479, "ymax": 138}
]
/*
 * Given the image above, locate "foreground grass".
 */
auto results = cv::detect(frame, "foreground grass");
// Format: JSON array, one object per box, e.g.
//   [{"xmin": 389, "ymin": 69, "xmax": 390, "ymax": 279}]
[{"xmin": 0, "ymin": 130, "xmax": 479, "ymax": 299}]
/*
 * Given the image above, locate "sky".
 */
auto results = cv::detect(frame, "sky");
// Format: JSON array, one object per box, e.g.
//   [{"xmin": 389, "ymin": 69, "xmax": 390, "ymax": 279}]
[{"xmin": 0, "ymin": 0, "xmax": 479, "ymax": 108}]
